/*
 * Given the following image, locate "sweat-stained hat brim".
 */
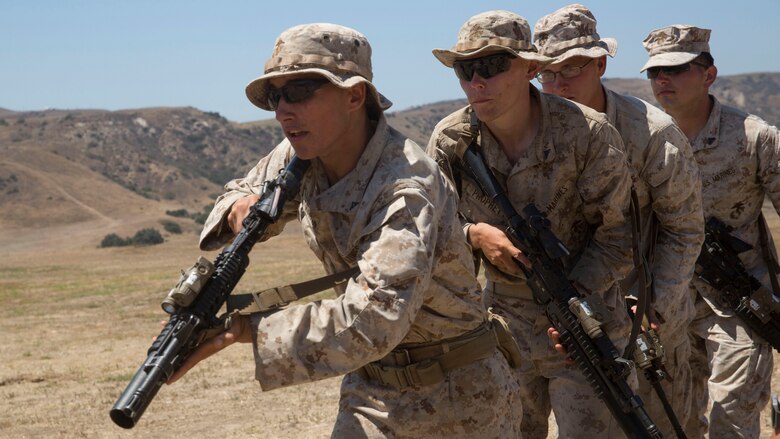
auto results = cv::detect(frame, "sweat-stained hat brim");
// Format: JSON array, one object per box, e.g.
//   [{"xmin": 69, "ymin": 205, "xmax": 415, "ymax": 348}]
[
  {"xmin": 245, "ymin": 67, "xmax": 392, "ymax": 112},
  {"xmin": 432, "ymin": 44, "xmax": 553, "ymax": 68},
  {"xmin": 546, "ymin": 37, "xmax": 617, "ymax": 65},
  {"xmin": 640, "ymin": 51, "xmax": 701, "ymax": 72}
]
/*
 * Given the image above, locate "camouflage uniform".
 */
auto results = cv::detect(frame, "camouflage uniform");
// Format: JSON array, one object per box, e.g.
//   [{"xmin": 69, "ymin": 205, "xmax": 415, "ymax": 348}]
[
  {"xmin": 643, "ymin": 25, "xmax": 780, "ymax": 438},
  {"xmin": 428, "ymin": 88, "xmax": 634, "ymax": 439},
  {"xmin": 534, "ymin": 7, "xmax": 705, "ymax": 436},
  {"xmin": 200, "ymin": 23, "xmax": 521, "ymax": 438},
  {"xmin": 429, "ymin": 13, "xmax": 635, "ymax": 433}
]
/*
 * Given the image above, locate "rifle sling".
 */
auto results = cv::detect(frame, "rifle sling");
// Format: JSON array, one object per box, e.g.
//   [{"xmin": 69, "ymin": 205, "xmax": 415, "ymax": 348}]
[
  {"xmin": 758, "ymin": 212, "xmax": 780, "ymax": 296},
  {"xmin": 623, "ymin": 188, "xmax": 653, "ymax": 361},
  {"xmin": 457, "ymin": 107, "xmax": 650, "ymax": 361},
  {"xmin": 226, "ymin": 266, "xmax": 360, "ymax": 314}
]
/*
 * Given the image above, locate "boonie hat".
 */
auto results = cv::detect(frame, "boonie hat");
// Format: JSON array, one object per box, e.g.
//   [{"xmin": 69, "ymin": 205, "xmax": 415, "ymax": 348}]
[
  {"xmin": 432, "ymin": 10, "xmax": 552, "ymax": 67},
  {"xmin": 246, "ymin": 23, "xmax": 392, "ymax": 111},
  {"xmin": 640, "ymin": 24, "xmax": 711, "ymax": 72},
  {"xmin": 533, "ymin": 4, "xmax": 617, "ymax": 63}
]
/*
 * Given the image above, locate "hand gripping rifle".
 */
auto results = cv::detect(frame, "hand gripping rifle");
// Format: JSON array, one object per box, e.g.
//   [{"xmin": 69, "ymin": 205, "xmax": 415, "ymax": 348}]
[
  {"xmin": 109, "ymin": 157, "xmax": 310, "ymax": 429},
  {"xmin": 456, "ymin": 141, "xmax": 661, "ymax": 439},
  {"xmin": 695, "ymin": 216, "xmax": 780, "ymax": 351}
]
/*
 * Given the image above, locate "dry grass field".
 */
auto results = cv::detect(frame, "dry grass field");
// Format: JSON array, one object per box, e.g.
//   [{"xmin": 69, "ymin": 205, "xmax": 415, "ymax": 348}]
[{"xmin": 1, "ymin": 203, "xmax": 779, "ymax": 438}]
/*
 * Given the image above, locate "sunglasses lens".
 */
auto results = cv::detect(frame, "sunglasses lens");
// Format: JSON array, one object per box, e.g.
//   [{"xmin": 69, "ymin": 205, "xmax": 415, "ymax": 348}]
[
  {"xmin": 646, "ymin": 69, "xmax": 659, "ymax": 79},
  {"xmin": 454, "ymin": 63, "xmax": 474, "ymax": 81},
  {"xmin": 267, "ymin": 88, "xmax": 282, "ymax": 110},
  {"xmin": 266, "ymin": 79, "xmax": 328, "ymax": 110},
  {"xmin": 454, "ymin": 54, "xmax": 510, "ymax": 81},
  {"xmin": 284, "ymin": 83, "xmax": 315, "ymax": 104},
  {"xmin": 646, "ymin": 63, "xmax": 692, "ymax": 79}
]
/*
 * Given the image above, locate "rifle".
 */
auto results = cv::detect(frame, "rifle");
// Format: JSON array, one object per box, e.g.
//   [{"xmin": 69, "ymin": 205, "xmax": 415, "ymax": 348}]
[
  {"xmin": 109, "ymin": 157, "xmax": 309, "ymax": 429},
  {"xmin": 457, "ymin": 142, "xmax": 662, "ymax": 439},
  {"xmin": 695, "ymin": 216, "xmax": 780, "ymax": 351},
  {"xmin": 631, "ymin": 321, "xmax": 687, "ymax": 438}
]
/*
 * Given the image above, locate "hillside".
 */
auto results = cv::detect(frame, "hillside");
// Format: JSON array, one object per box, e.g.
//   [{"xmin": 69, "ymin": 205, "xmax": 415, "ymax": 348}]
[
  {"xmin": 0, "ymin": 72, "xmax": 777, "ymax": 238},
  {"xmin": 604, "ymin": 72, "xmax": 780, "ymax": 127}
]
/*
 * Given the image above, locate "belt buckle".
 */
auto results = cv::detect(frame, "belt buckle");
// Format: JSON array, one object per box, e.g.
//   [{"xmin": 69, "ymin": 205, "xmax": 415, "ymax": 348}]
[{"xmin": 387, "ymin": 348, "xmax": 412, "ymax": 366}]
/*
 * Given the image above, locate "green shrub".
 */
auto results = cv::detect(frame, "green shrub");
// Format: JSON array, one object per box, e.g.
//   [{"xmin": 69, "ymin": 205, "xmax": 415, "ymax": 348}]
[
  {"xmin": 131, "ymin": 228, "xmax": 164, "ymax": 245},
  {"xmin": 161, "ymin": 220, "xmax": 182, "ymax": 234},
  {"xmin": 191, "ymin": 205, "xmax": 212, "ymax": 225},
  {"xmin": 165, "ymin": 208, "xmax": 189, "ymax": 218},
  {"xmin": 100, "ymin": 233, "xmax": 129, "ymax": 248}
]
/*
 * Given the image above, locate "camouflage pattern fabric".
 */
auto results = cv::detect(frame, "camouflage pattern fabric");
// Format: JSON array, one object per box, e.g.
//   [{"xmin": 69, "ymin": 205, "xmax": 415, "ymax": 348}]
[
  {"xmin": 199, "ymin": 116, "xmax": 521, "ymax": 438},
  {"xmin": 604, "ymin": 89, "xmax": 703, "ymax": 437},
  {"xmin": 533, "ymin": 4, "xmax": 617, "ymax": 63},
  {"xmin": 640, "ymin": 24, "xmax": 712, "ymax": 72},
  {"xmin": 686, "ymin": 97, "xmax": 780, "ymax": 438},
  {"xmin": 427, "ymin": 86, "xmax": 634, "ymax": 437}
]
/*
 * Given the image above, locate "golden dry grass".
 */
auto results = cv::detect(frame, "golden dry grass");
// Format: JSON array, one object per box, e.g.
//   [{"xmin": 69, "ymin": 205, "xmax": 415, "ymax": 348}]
[{"xmin": 1, "ymin": 204, "xmax": 779, "ymax": 438}]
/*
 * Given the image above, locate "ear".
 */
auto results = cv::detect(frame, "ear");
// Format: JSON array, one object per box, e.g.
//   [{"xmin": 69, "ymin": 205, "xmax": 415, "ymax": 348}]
[
  {"xmin": 526, "ymin": 60, "xmax": 542, "ymax": 79},
  {"xmin": 596, "ymin": 56, "xmax": 607, "ymax": 78},
  {"xmin": 347, "ymin": 83, "xmax": 367, "ymax": 112},
  {"xmin": 703, "ymin": 65, "xmax": 718, "ymax": 87}
]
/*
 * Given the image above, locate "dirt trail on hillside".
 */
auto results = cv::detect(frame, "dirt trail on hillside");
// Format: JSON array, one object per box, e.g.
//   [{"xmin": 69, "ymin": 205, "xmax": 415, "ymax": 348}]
[{"xmin": 4, "ymin": 160, "xmax": 115, "ymax": 223}]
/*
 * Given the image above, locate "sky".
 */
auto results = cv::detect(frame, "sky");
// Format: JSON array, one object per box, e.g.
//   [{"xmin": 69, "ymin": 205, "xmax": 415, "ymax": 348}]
[{"xmin": 2, "ymin": 0, "xmax": 778, "ymax": 123}]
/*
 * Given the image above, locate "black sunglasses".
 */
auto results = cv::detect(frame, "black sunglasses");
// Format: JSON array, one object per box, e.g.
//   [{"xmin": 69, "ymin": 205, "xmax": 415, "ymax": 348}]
[
  {"xmin": 267, "ymin": 78, "xmax": 330, "ymax": 110},
  {"xmin": 454, "ymin": 53, "xmax": 513, "ymax": 81},
  {"xmin": 646, "ymin": 62, "xmax": 706, "ymax": 79}
]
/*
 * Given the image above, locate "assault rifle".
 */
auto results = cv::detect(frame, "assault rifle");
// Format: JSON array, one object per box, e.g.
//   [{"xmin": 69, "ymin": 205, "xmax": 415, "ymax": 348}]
[
  {"xmin": 695, "ymin": 216, "xmax": 780, "ymax": 351},
  {"xmin": 458, "ymin": 143, "xmax": 661, "ymax": 439},
  {"xmin": 109, "ymin": 157, "xmax": 309, "ymax": 429}
]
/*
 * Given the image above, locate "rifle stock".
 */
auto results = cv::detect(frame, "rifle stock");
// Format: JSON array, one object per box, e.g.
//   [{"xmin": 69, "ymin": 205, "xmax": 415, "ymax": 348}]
[
  {"xmin": 109, "ymin": 157, "xmax": 309, "ymax": 429},
  {"xmin": 696, "ymin": 216, "xmax": 780, "ymax": 352},
  {"xmin": 459, "ymin": 143, "xmax": 661, "ymax": 439}
]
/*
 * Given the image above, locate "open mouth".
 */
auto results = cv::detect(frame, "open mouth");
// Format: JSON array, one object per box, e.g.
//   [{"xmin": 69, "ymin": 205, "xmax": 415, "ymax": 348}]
[{"xmin": 286, "ymin": 129, "xmax": 308, "ymax": 139}]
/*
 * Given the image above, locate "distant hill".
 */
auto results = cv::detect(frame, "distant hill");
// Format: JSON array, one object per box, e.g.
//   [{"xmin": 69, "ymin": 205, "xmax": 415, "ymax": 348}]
[
  {"xmin": 604, "ymin": 72, "xmax": 780, "ymax": 127},
  {"xmin": 1, "ymin": 72, "xmax": 777, "ymax": 232}
]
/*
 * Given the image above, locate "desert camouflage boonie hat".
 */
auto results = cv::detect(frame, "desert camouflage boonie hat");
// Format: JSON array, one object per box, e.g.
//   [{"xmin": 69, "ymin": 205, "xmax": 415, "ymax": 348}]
[
  {"xmin": 533, "ymin": 4, "xmax": 617, "ymax": 64},
  {"xmin": 432, "ymin": 10, "xmax": 552, "ymax": 67},
  {"xmin": 246, "ymin": 23, "xmax": 392, "ymax": 111},
  {"xmin": 640, "ymin": 25, "xmax": 711, "ymax": 72}
]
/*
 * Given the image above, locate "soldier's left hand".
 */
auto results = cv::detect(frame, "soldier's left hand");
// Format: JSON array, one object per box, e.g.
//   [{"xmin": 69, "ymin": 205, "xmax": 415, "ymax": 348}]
[{"xmin": 167, "ymin": 314, "xmax": 252, "ymax": 384}]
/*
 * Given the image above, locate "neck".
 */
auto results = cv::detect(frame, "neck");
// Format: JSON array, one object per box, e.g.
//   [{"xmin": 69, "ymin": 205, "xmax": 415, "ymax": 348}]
[
  {"xmin": 668, "ymin": 94, "xmax": 713, "ymax": 142},
  {"xmin": 590, "ymin": 83, "xmax": 607, "ymax": 113},
  {"xmin": 320, "ymin": 111, "xmax": 373, "ymax": 184},
  {"xmin": 484, "ymin": 88, "xmax": 539, "ymax": 163}
]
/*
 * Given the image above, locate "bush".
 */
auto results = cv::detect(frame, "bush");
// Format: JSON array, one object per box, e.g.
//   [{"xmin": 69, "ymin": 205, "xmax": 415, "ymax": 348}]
[
  {"xmin": 161, "ymin": 220, "xmax": 182, "ymax": 234},
  {"xmin": 100, "ymin": 228, "xmax": 165, "ymax": 248},
  {"xmin": 131, "ymin": 228, "xmax": 164, "ymax": 245},
  {"xmin": 100, "ymin": 233, "xmax": 129, "ymax": 248},
  {"xmin": 165, "ymin": 208, "xmax": 189, "ymax": 218},
  {"xmin": 191, "ymin": 205, "xmax": 212, "ymax": 225}
]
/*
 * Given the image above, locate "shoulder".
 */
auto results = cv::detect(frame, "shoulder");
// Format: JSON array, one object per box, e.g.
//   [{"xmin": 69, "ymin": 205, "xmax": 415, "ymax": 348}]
[
  {"xmin": 719, "ymin": 102, "xmax": 778, "ymax": 143},
  {"xmin": 612, "ymin": 92, "xmax": 688, "ymax": 146},
  {"xmin": 429, "ymin": 105, "xmax": 471, "ymax": 149},
  {"xmin": 379, "ymin": 124, "xmax": 446, "ymax": 194},
  {"xmin": 543, "ymin": 91, "xmax": 613, "ymax": 133}
]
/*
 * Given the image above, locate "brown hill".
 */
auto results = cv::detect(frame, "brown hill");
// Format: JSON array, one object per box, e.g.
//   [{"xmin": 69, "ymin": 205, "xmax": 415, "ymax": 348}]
[
  {"xmin": 604, "ymin": 72, "xmax": 780, "ymax": 127},
  {"xmin": 0, "ymin": 72, "xmax": 777, "ymax": 236}
]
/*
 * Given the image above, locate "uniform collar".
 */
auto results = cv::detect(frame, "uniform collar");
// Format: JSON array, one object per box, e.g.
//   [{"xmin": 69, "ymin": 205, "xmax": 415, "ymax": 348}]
[
  {"xmin": 477, "ymin": 86, "xmax": 556, "ymax": 176},
  {"xmin": 690, "ymin": 95, "xmax": 721, "ymax": 152},
  {"xmin": 308, "ymin": 115, "xmax": 388, "ymax": 213},
  {"xmin": 604, "ymin": 86, "xmax": 618, "ymax": 126}
]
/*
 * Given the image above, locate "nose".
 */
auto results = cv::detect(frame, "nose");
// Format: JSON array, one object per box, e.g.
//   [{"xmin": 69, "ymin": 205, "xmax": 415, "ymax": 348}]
[
  {"xmin": 468, "ymin": 73, "xmax": 487, "ymax": 88},
  {"xmin": 274, "ymin": 98, "xmax": 294, "ymax": 122},
  {"xmin": 551, "ymin": 75, "xmax": 569, "ymax": 92},
  {"xmin": 652, "ymin": 72, "xmax": 671, "ymax": 85}
]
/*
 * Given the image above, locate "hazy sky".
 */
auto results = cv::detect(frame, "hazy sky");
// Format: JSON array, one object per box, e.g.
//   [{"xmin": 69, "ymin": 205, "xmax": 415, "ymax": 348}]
[{"xmin": 3, "ymin": 0, "xmax": 778, "ymax": 122}]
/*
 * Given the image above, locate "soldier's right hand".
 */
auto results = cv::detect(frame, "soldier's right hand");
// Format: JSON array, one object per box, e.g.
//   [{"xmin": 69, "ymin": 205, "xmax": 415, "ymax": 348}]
[
  {"xmin": 467, "ymin": 222, "xmax": 531, "ymax": 275},
  {"xmin": 227, "ymin": 195, "xmax": 261, "ymax": 235}
]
